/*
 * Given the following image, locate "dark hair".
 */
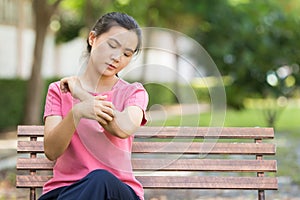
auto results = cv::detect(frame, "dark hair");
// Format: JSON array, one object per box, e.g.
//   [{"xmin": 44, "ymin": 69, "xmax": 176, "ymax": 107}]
[{"xmin": 86, "ymin": 12, "xmax": 142, "ymax": 54}]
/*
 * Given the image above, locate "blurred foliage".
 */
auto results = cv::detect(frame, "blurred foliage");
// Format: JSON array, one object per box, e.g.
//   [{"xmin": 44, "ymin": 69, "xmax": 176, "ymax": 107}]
[
  {"xmin": 0, "ymin": 79, "xmax": 26, "ymax": 131},
  {"xmin": 52, "ymin": 0, "xmax": 300, "ymax": 110},
  {"xmin": 0, "ymin": 78, "xmax": 59, "ymax": 132},
  {"xmin": 144, "ymin": 83, "xmax": 177, "ymax": 108},
  {"xmin": 144, "ymin": 83, "xmax": 210, "ymax": 109}
]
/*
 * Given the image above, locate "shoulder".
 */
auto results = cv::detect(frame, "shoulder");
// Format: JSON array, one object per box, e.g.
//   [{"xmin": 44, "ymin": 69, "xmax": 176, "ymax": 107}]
[
  {"xmin": 116, "ymin": 78, "xmax": 146, "ymax": 92},
  {"xmin": 47, "ymin": 81, "xmax": 61, "ymax": 91},
  {"xmin": 46, "ymin": 81, "xmax": 66, "ymax": 98}
]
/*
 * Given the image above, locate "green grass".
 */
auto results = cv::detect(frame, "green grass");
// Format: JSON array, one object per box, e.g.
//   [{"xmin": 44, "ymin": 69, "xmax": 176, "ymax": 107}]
[{"xmin": 150, "ymin": 107, "xmax": 300, "ymax": 132}]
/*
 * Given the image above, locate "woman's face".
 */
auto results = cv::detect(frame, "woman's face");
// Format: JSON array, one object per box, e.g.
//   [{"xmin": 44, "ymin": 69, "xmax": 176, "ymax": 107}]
[{"xmin": 89, "ymin": 26, "xmax": 139, "ymax": 77}]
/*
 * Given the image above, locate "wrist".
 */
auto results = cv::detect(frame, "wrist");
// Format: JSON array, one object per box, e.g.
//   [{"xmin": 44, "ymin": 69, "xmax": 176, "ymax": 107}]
[
  {"xmin": 72, "ymin": 104, "xmax": 82, "ymax": 124},
  {"xmin": 77, "ymin": 89, "xmax": 92, "ymax": 101}
]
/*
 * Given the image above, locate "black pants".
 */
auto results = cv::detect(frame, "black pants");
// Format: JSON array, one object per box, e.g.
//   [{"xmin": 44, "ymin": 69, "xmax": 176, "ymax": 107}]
[{"xmin": 38, "ymin": 169, "xmax": 140, "ymax": 200}]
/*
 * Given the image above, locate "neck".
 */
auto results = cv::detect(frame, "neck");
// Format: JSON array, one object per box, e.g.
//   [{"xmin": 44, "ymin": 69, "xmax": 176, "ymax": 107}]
[{"xmin": 80, "ymin": 70, "xmax": 119, "ymax": 94}]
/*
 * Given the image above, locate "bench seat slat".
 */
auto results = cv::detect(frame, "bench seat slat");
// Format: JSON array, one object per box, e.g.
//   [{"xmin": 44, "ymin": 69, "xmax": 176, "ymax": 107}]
[
  {"xmin": 17, "ymin": 175, "xmax": 278, "ymax": 190},
  {"xmin": 18, "ymin": 141, "xmax": 276, "ymax": 155}
]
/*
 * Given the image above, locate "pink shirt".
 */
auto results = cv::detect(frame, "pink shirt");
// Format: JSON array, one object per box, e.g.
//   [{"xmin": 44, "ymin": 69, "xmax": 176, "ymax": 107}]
[{"xmin": 43, "ymin": 79, "xmax": 148, "ymax": 200}]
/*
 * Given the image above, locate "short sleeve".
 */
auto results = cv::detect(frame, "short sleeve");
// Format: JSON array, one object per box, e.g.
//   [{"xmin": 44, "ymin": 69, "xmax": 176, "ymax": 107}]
[
  {"xmin": 124, "ymin": 83, "xmax": 149, "ymax": 125},
  {"xmin": 43, "ymin": 82, "xmax": 62, "ymax": 120}
]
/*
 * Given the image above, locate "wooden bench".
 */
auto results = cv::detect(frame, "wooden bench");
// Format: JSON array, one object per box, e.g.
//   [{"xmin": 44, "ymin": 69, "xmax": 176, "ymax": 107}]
[{"xmin": 16, "ymin": 125, "xmax": 278, "ymax": 200}]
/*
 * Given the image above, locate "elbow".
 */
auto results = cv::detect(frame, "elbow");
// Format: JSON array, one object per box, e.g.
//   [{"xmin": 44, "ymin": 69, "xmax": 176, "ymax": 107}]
[
  {"xmin": 44, "ymin": 141, "xmax": 59, "ymax": 161},
  {"xmin": 114, "ymin": 125, "xmax": 139, "ymax": 139},
  {"xmin": 117, "ymin": 131, "xmax": 131, "ymax": 139},
  {"xmin": 111, "ymin": 129, "xmax": 131, "ymax": 139},
  {"xmin": 44, "ymin": 149, "xmax": 57, "ymax": 161},
  {"xmin": 45, "ymin": 153, "xmax": 56, "ymax": 161},
  {"xmin": 45, "ymin": 150, "xmax": 57, "ymax": 161}
]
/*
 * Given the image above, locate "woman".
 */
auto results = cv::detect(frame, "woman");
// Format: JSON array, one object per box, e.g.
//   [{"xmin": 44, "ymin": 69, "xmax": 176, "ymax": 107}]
[{"xmin": 39, "ymin": 12, "xmax": 148, "ymax": 200}]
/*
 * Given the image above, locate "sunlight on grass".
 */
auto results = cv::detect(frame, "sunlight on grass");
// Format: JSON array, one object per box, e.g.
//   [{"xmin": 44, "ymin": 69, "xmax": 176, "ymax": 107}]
[{"xmin": 150, "ymin": 107, "xmax": 300, "ymax": 133}]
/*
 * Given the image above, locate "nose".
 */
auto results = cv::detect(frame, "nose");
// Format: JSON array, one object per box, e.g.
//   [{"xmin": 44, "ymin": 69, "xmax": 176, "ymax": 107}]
[{"xmin": 111, "ymin": 50, "xmax": 122, "ymax": 63}]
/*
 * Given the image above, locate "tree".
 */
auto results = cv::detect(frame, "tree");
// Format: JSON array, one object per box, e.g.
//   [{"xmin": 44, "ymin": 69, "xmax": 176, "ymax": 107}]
[
  {"xmin": 191, "ymin": 0, "xmax": 300, "ymax": 127},
  {"xmin": 24, "ymin": 0, "xmax": 63, "ymax": 124}
]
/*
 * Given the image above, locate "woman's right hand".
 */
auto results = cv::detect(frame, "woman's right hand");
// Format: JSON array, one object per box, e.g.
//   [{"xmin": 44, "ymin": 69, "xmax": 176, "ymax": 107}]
[
  {"xmin": 73, "ymin": 95, "xmax": 115, "ymax": 125},
  {"xmin": 60, "ymin": 76, "xmax": 115, "ymax": 124}
]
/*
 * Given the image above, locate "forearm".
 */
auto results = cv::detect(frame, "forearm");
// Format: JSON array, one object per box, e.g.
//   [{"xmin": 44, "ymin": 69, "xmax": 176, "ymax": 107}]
[
  {"xmin": 102, "ymin": 106, "xmax": 143, "ymax": 139},
  {"xmin": 44, "ymin": 108, "xmax": 80, "ymax": 161}
]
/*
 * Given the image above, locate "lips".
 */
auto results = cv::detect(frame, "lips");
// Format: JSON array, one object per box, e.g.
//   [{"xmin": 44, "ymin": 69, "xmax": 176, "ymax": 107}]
[{"xmin": 106, "ymin": 63, "xmax": 117, "ymax": 70}]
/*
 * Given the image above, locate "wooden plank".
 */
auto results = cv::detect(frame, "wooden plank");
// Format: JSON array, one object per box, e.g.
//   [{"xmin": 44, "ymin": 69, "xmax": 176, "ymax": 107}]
[
  {"xmin": 131, "ymin": 159, "xmax": 277, "ymax": 172},
  {"xmin": 18, "ymin": 125, "xmax": 44, "ymax": 137},
  {"xmin": 136, "ymin": 176, "xmax": 278, "ymax": 190},
  {"xmin": 16, "ymin": 175, "xmax": 278, "ymax": 190},
  {"xmin": 17, "ymin": 141, "xmax": 276, "ymax": 155},
  {"xmin": 18, "ymin": 125, "xmax": 275, "ymax": 139},
  {"xmin": 17, "ymin": 158, "xmax": 54, "ymax": 170},
  {"xmin": 16, "ymin": 175, "xmax": 51, "ymax": 188},
  {"xmin": 17, "ymin": 141, "xmax": 44, "ymax": 153},
  {"xmin": 16, "ymin": 125, "xmax": 278, "ymax": 194},
  {"xmin": 134, "ymin": 127, "xmax": 274, "ymax": 139},
  {"xmin": 132, "ymin": 142, "xmax": 276, "ymax": 155},
  {"xmin": 17, "ymin": 158, "xmax": 277, "ymax": 172}
]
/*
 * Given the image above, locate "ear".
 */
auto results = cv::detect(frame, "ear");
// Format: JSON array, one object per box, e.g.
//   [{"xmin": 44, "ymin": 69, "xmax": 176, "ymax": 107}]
[{"xmin": 88, "ymin": 31, "xmax": 96, "ymax": 46}]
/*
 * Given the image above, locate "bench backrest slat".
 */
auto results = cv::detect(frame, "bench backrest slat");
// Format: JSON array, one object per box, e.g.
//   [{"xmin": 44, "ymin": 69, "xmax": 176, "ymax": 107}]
[
  {"xmin": 17, "ymin": 126, "xmax": 44, "ymax": 137},
  {"xmin": 18, "ymin": 141, "xmax": 276, "ymax": 155},
  {"xmin": 134, "ymin": 126, "xmax": 274, "ymax": 139},
  {"xmin": 18, "ymin": 126, "xmax": 274, "ymax": 139},
  {"xmin": 17, "ymin": 157, "xmax": 277, "ymax": 172},
  {"xmin": 132, "ymin": 142, "xmax": 276, "ymax": 155},
  {"xmin": 17, "ymin": 141, "xmax": 44, "ymax": 153}
]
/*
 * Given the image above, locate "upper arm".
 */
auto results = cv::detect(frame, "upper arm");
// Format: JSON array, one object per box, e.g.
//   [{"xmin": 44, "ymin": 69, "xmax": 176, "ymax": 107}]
[
  {"xmin": 124, "ymin": 105, "xmax": 144, "ymax": 127},
  {"xmin": 44, "ymin": 115, "xmax": 62, "ymax": 136},
  {"xmin": 123, "ymin": 83, "xmax": 149, "ymax": 126}
]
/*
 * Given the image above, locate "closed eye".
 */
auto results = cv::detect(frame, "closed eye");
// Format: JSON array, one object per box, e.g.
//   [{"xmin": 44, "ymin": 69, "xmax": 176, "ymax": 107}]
[
  {"xmin": 107, "ymin": 38, "xmax": 135, "ymax": 57},
  {"xmin": 124, "ymin": 51, "xmax": 133, "ymax": 57},
  {"xmin": 107, "ymin": 39, "xmax": 118, "ymax": 48}
]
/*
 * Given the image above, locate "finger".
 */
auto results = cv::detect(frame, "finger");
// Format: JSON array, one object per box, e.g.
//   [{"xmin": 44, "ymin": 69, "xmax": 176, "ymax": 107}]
[
  {"xmin": 60, "ymin": 78, "xmax": 69, "ymax": 93},
  {"xmin": 101, "ymin": 106, "xmax": 115, "ymax": 118},
  {"xmin": 94, "ymin": 98, "xmax": 114, "ymax": 109},
  {"xmin": 94, "ymin": 101, "xmax": 114, "ymax": 117},
  {"xmin": 97, "ymin": 111, "xmax": 113, "ymax": 122},
  {"xmin": 94, "ymin": 105, "xmax": 114, "ymax": 121},
  {"xmin": 95, "ymin": 95, "xmax": 107, "ymax": 100},
  {"xmin": 96, "ymin": 117, "xmax": 108, "ymax": 125},
  {"xmin": 100, "ymin": 101, "xmax": 114, "ymax": 109},
  {"xmin": 95, "ymin": 112, "xmax": 113, "ymax": 124}
]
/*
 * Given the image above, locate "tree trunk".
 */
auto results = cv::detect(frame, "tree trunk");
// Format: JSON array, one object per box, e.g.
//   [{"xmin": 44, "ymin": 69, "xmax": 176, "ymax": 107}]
[{"xmin": 23, "ymin": 0, "xmax": 62, "ymax": 124}]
